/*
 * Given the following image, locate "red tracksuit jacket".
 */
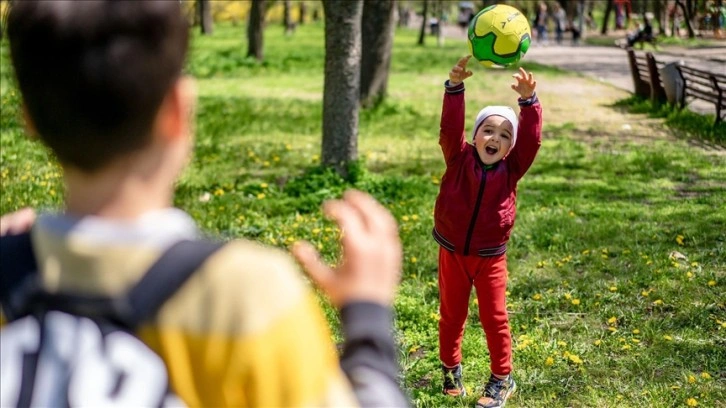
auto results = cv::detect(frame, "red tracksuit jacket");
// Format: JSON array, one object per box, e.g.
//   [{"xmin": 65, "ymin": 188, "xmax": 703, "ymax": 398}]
[{"xmin": 432, "ymin": 82, "xmax": 543, "ymax": 256}]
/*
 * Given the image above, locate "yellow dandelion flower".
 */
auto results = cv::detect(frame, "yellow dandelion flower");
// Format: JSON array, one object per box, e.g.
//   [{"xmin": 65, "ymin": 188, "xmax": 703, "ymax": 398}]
[
  {"xmin": 641, "ymin": 290, "xmax": 650, "ymax": 297},
  {"xmin": 412, "ymin": 215, "xmax": 420, "ymax": 220},
  {"xmin": 247, "ymin": 151, "xmax": 255, "ymax": 158},
  {"xmin": 260, "ymin": 183, "xmax": 268, "ymax": 188},
  {"xmin": 568, "ymin": 354, "xmax": 583, "ymax": 364},
  {"xmin": 616, "ymin": 395, "xmax": 624, "ymax": 400},
  {"xmin": 686, "ymin": 271, "xmax": 694, "ymax": 278},
  {"xmin": 257, "ymin": 193, "xmax": 265, "ymax": 199},
  {"xmin": 214, "ymin": 188, "xmax": 225, "ymax": 196},
  {"xmin": 532, "ymin": 293, "xmax": 542, "ymax": 301},
  {"xmin": 545, "ymin": 357, "xmax": 554, "ymax": 366},
  {"xmin": 621, "ymin": 345, "xmax": 631, "ymax": 350},
  {"xmin": 594, "ymin": 339, "xmax": 602, "ymax": 346},
  {"xmin": 557, "ymin": 341, "xmax": 567, "ymax": 347},
  {"xmin": 608, "ymin": 316, "xmax": 617, "ymax": 325},
  {"xmin": 582, "ymin": 249, "xmax": 590, "ymax": 255},
  {"xmin": 688, "ymin": 375, "xmax": 696, "ymax": 384},
  {"xmin": 402, "ymin": 215, "xmax": 410, "ymax": 222},
  {"xmin": 700, "ymin": 372, "xmax": 711, "ymax": 380},
  {"xmin": 273, "ymin": 156, "xmax": 280, "ymax": 162},
  {"xmin": 505, "ymin": 290, "xmax": 511, "ymax": 296},
  {"xmin": 431, "ymin": 313, "xmax": 441, "ymax": 321},
  {"xmin": 707, "ymin": 280, "xmax": 716, "ymax": 287},
  {"xmin": 410, "ymin": 257, "xmax": 417, "ymax": 263},
  {"xmin": 676, "ymin": 235, "xmax": 684, "ymax": 245},
  {"xmin": 671, "ymin": 385, "xmax": 681, "ymax": 390},
  {"xmin": 317, "ymin": 243, "xmax": 323, "ymax": 250},
  {"xmin": 662, "ymin": 335, "xmax": 673, "ymax": 341},
  {"xmin": 609, "ymin": 286, "xmax": 618, "ymax": 292},
  {"xmin": 312, "ymin": 228, "xmax": 321, "ymax": 234},
  {"xmin": 285, "ymin": 143, "xmax": 292, "ymax": 150},
  {"xmin": 473, "ymin": 298, "xmax": 479, "ymax": 306},
  {"xmin": 409, "ymin": 345, "xmax": 420, "ymax": 353},
  {"xmin": 263, "ymin": 161, "xmax": 270, "ymax": 167},
  {"xmin": 632, "ymin": 329, "xmax": 640, "ymax": 334},
  {"xmin": 571, "ymin": 299, "xmax": 580, "ymax": 305},
  {"xmin": 686, "ymin": 398, "xmax": 698, "ymax": 406},
  {"xmin": 631, "ymin": 339, "xmax": 640, "ymax": 343},
  {"xmin": 564, "ymin": 293, "xmax": 572, "ymax": 300},
  {"xmin": 653, "ymin": 299, "xmax": 664, "ymax": 306}
]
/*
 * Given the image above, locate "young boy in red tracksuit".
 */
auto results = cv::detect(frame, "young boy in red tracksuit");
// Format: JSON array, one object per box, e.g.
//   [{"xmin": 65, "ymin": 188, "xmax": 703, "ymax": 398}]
[{"xmin": 433, "ymin": 56, "xmax": 542, "ymax": 408}]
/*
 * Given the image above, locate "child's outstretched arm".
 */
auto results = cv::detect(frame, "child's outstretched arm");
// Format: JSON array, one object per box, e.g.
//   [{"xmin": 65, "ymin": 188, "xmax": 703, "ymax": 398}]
[
  {"xmin": 440, "ymin": 56, "xmax": 473, "ymax": 165},
  {"xmin": 507, "ymin": 67, "xmax": 542, "ymax": 180}
]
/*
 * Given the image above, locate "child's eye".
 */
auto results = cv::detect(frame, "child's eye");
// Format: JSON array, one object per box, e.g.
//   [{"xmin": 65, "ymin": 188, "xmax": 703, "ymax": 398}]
[{"xmin": 501, "ymin": 134, "xmax": 510, "ymax": 139}]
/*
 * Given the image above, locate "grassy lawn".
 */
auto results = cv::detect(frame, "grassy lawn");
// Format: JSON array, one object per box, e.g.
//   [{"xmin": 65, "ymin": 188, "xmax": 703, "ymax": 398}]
[{"xmin": 1, "ymin": 23, "xmax": 724, "ymax": 407}]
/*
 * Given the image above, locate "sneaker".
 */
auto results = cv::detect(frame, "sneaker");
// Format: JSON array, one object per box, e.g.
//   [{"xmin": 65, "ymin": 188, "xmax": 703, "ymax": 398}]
[
  {"xmin": 476, "ymin": 374, "xmax": 517, "ymax": 408},
  {"xmin": 441, "ymin": 364, "xmax": 467, "ymax": 397}
]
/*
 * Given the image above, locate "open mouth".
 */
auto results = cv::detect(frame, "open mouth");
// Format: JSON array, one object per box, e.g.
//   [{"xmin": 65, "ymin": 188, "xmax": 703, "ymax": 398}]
[{"xmin": 485, "ymin": 146, "xmax": 499, "ymax": 155}]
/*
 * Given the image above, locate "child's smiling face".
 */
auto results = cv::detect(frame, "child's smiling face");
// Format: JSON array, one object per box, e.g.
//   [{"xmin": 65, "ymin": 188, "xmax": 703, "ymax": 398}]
[{"xmin": 473, "ymin": 115, "xmax": 513, "ymax": 165}]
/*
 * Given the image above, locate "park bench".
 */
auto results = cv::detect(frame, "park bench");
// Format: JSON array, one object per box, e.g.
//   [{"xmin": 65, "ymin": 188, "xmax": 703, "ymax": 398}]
[
  {"xmin": 675, "ymin": 65, "xmax": 726, "ymax": 124},
  {"xmin": 626, "ymin": 48, "xmax": 667, "ymax": 104}
]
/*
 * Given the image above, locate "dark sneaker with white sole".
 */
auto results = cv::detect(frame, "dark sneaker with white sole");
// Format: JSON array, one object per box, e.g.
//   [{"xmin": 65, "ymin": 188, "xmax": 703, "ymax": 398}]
[
  {"xmin": 476, "ymin": 374, "xmax": 516, "ymax": 408},
  {"xmin": 441, "ymin": 364, "xmax": 467, "ymax": 397}
]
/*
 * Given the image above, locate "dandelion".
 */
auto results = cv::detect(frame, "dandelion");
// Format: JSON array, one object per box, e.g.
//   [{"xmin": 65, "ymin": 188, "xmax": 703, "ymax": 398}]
[
  {"xmin": 641, "ymin": 290, "xmax": 650, "ymax": 297},
  {"xmin": 653, "ymin": 299, "xmax": 664, "ymax": 306},
  {"xmin": 557, "ymin": 341, "xmax": 567, "ymax": 347},
  {"xmin": 700, "ymin": 372, "xmax": 711, "ymax": 380},
  {"xmin": 608, "ymin": 316, "xmax": 617, "ymax": 325},
  {"xmin": 410, "ymin": 257, "xmax": 417, "ymax": 263},
  {"xmin": 545, "ymin": 357, "xmax": 554, "ymax": 366},
  {"xmin": 568, "ymin": 354, "xmax": 583, "ymax": 364},
  {"xmin": 708, "ymin": 280, "xmax": 716, "ymax": 287},
  {"xmin": 662, "ymin": 335, "xmax": 673, "ymax": 341},
  {"xmin": 608, "ymin": 327, "xmax": 617, "ymax": 333},
  {"xmin": 632, "ymin": 329, "xmax": 640, "ymax": 334},
  {"xmin": 686, "ymin": 398, "xmax": 698, "ymax": 406},
  {"xmin": 631, "ymin": 339, "xmax": 640, "ymax": 344},
  {"xmin": 431, "ymin": 313, "xmax": 441, "ymax": 321},
  {"xmin": 582, "ymin": 249, "xmax": 590, "ymax": 255},
  {"xmin": 214, "ymin": 188, "xmax": 225, "ymax": 196},
  {"xmin": 260, "ymin": 183, "xmax": 268, "ymax": 189},
  {"xmin": 609, "ymin": 286, "xmax": 618, "ymax": 292},
  {"xmin": 312, "ymin": 228, "xmax": 321, "ymax": 235},
  {"xmin": 564, "ymin": 293, "xmax": 572, "ymax": 300},
  {"xmin": 409, "ymin": 345, "xmax": 420, "ymax": 353},
  {"xmin": 473, "ymin": 298, "xmax": 479, "ymax": 306},
  {"xmin": 402, "ymin": 215, "xmax": 410, "ymax": 222},
  {"xmin": 263, "ymin": 161, "xmax": 270, "ymax": 167},
  {"xmin": 285, "ymin": 143, "xmax": 292, "ymax": 150},
  {"xmin": 676, "ymin": 235, "xmax": 684, "ymax": 246},
  {"xmin": 594, "ymin": 339, "xmax": 602, "ymax": 346},
  {"xmin": 532, "ymin": 293, "xmax": 542, "ymax": 301},
  {"xmin": 571, "ymin": 299, "xmax": 580, "ymax": 306},
  {"xmin": 257, "ymin": 193, "xmax": 265, "ymax": 199},
  {"xmin": 688, "ymin": 375, "xmax": 696, "ymax": 384},
  {"xmin": 412, "ymin": 215, "xmax": 420, "ymax": 220},
  {"xmin": 621, "ymin": 345, "xmax": 631, "ymax": 350}
]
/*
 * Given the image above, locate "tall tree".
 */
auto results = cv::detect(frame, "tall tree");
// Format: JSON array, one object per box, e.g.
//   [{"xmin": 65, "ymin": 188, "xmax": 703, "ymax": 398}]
[
  {"xmin": 321, "ymin": 0, "xmax": 363, "ymax": 176},
  {"xmin": 418, "ymin": 0, "xmax": 428, "ymax": 45},
  {"xmin": 247, "ymin": 0, "xmax": 266, "ymax": 60},
  {"xmin": 198, "ymin": 0, "xmax": 214, "ymax": 35},
  {"xmin": 601, "ymin": 0, "xmax": 614, "ymax": 34},
  {"xmin": 299, "ymin": 1, "xmax": 307, "ymax": 25},
  {"xmin": 675, "ymin": 0, "xmax": 696, "ymax": 38},
  {"xmin": 283, "ymin": 0, "xmax": 295, "ymax": 35},
  {"xmin": 360, "ymin": 0, "xmax": 396, "ymax": 108}
]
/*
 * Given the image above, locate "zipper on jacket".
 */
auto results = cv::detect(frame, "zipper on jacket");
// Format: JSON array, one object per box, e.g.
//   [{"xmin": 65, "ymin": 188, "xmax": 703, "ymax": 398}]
[{"xmin": 463, "ymin": 164, "xmax": 488, "ymax": 255}]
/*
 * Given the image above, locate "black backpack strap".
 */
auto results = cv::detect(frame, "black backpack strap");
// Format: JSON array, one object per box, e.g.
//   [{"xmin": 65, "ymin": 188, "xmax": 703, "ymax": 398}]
[
  {"xmin": 0, "ymin": 232, "xmax": 39, "ymax": 321},
  {"xmin": 120, "ymin": 239, "xmax": 224, "ymax": 328},
  {"xmin": 2, "ymin": 238, "xmax": 224, "ymax": 329}
]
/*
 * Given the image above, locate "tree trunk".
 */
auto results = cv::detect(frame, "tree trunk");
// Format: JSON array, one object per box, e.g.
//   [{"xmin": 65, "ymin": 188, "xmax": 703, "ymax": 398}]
[
  {"xmin": 360, "ymin": 0, "xmax": 395, "ymax": 108},
  {"xmin": 418, "ymin": 0, "xmax": 428, "ymax": 45},
  {"xmin": 601, "ymin": 0, "xmax": 614, "ymax": 34},
  {"xmin": 299, "ymin": 1, "xmax": 307, "ymax": 25},
  {"xmin": 283, "ymin": 0, "xmax": 295, "ymax": 35},
  {"xmin": 198, "ymin": 0, "xmax": 214, "ymax": 35},
  {"xmin": 247, "ymin": 0, "xmax": 266, "ymax": 60},
  {"xmin": 322, "ymin": 0, "xmax": 363, "ymax": 176},
  {"xmin": 654, "ymin": 0, "xmax": 666, "ymax": 35},
  {"xmin": 675, "ymin": 0, "xmax": 696, "ymax": 38}
]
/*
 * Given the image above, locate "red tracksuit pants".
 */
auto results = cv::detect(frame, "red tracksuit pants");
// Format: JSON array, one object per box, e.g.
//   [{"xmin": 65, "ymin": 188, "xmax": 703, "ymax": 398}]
[{"xmin": 438, "ymin": 247, "xmax": 512, "ymax": 375}]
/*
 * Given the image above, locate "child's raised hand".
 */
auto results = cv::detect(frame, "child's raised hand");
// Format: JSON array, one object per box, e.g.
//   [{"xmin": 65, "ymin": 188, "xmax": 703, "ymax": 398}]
[
  {"xmin": 449, "ymin": 55, "xmax": 473, "ymax": 85},
  {"xmin": 511, "ymin": 67, "xmax": 536, "ymax": 99}
]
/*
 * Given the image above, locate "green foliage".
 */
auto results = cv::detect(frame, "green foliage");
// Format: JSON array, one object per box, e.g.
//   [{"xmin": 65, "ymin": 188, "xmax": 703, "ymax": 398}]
[{"xmin": 1, "ymin": 23, "xmax": 725, "ymax": 407}]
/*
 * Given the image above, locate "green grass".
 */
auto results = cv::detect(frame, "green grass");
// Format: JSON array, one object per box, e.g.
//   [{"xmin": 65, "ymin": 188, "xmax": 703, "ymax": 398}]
[{"xmin": 1, "ymin": 23, "xmax": 725, "ymax": 407}]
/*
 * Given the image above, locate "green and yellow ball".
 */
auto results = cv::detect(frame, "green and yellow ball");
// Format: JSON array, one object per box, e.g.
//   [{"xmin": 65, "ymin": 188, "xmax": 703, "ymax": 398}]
[{"xmin": 468, "ymin": 4, "xmax": 532, "ymax": 68}]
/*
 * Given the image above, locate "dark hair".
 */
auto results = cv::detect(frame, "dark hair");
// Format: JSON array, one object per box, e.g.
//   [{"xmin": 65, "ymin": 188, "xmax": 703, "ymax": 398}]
[{"xmin": 8, "ymin": 1, "xmax": 189, "ymax": 172}]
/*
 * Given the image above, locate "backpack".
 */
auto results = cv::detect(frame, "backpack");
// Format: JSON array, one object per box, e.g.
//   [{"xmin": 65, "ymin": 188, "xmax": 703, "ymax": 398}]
[{"xmin": 0, "ymin": 232, "xmax": 222, "ymax": 407}]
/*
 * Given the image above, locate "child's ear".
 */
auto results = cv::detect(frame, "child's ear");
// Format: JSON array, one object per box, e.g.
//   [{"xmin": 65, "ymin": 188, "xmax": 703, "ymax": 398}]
[
  {"xmin": 155, "ymin": 76, "xmax": 197, "ymax": 143},
  {"xmin": 22, "ymin": 105, "xmax": 39, "ymax": 140}
]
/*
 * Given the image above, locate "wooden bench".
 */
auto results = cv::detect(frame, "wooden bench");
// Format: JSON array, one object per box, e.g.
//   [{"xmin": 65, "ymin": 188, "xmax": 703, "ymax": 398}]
[
  {"xmin": 676, "ymin": 65, "xmax": 726, "ymax": 124},
  {"xmin": 626, "ymin": 48, "xmax": 667, "ymax": 104}
]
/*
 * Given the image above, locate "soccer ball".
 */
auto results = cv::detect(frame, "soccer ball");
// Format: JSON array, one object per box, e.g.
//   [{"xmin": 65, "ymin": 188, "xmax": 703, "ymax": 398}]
[{"xmin": 468, "ymin": 4, "xmax": 532, "ymax": 68}]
